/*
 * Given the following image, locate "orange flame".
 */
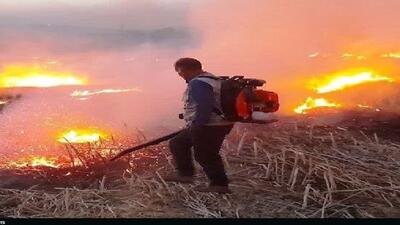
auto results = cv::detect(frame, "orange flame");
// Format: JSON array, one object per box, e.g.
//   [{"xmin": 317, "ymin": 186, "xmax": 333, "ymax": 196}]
[
  {"xmin": 0, "ymin": 65, "xmax": 86, "ymax": 88},
  {"xmin": 31, "ymin": 156, "xmax": 60, "ymax": 168},
  {"xmin": 70, "ymin": 88, "xmax": 141, "ymax": 97},
  {"xmin": 342, "ymin": 53, "xmax": 366, "ymax": 60},
  {"xmin": 382, "ymin": 53, "xmax": 400, "ymax": 59},
  {"xmin": 357, "ymin": 104, "xmax": 371, "ymax": 109},
  {"xmin": 308, "ymin": 52, "xmax": 320, "ymax": 58},
  {"xmin": 58, "ymin": 129, "xmax": 108, "ymax": 143},
  {"xmin": 8, "ymin": 156, "xmax": 60, "ymax": 168},
  {"xmin": 294, "ymin": 97, "xmax": 340, "ymax": 114},
  {"xmin": 310, "ymin": 70, "xmax": 394, "ymax": 94}
]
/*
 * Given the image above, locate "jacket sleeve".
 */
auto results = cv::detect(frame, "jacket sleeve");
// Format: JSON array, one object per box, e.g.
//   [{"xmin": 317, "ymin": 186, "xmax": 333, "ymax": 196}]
[{"xmin": 188, "ymin": 79, "xmax": 215, "ymax": 126}]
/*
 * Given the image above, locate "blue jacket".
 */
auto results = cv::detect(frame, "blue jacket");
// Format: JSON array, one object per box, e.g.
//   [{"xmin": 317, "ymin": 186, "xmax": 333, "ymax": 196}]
[{"xmin": 188, "ymin": 79, "xmax": 215, "ymax": 126}]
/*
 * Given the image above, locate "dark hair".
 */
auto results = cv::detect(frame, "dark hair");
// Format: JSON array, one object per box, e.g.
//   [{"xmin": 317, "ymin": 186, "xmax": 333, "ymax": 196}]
[{"xmin": 174, "ymin": 58, "xmax": 202, "ymax": 71}]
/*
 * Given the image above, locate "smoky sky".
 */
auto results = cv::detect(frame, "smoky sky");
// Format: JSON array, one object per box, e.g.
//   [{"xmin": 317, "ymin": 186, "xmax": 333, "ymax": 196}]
[
  {"xmin": 0, "ymin": 0, "xmax": 197, "ymax": 54},
  {"xmin": 0, "ymin": 24, "xmax": 194, "ymax": 53},
  {"xmin": 2, "ymin": 0, "xmax": 400, "ymax": 153},
  {"xmin": 2, "ymin": 0, "xmax": 400, "ymax": 113},
  {"xmin": 186, "ymin": 0, "xmax": 400, "ymax": 112}
]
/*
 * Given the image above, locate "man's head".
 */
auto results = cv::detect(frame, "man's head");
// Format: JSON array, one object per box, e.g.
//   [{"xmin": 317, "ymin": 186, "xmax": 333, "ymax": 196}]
[{"xmin": 174, "ymin": 58, "xmax": 204, "ymax": 82}]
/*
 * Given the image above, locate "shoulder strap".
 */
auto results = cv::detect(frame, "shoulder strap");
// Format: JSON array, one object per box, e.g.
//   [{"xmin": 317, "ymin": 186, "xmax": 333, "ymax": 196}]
[
  {"xmin": 195, "ymin": 75, "xmax": 225, "ymax": 118},
  {"xmin": 197, "ymin": 75, "xmax": 219, "ymax": 80}
]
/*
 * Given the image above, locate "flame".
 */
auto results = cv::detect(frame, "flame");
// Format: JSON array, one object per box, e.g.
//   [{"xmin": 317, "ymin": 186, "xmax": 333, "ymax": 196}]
[
  {"xmin": 382, "ymin": 53, "xmax": 400, "ymax": 59},
  {"xmin": 8, "ymin": 156, "xmax": 60, "ymax": 168},
  {"xmin": 341, "ymin": 53, "xmax": 366, "ymax": 60},
  {"xmin": 308, "ymin": 52, "xmax": 320, "ymax": 58},
  {"xmin": 31, "ymin": 157, "xmax": 60, "ymax": 168},
  {"xmin": 357, "ymin": 104, "xmax": 381, "ymax": 112},
  {"xmin": 311, "ymin": 71, "xmax": 394, "ymax": 94},
  {"xmin": 294, "ymin": 97, "xmax": 340, "ymax": 114},
  {"xmin": 342, "ymin": 53, "xmax": 353, "ymax": 58},
  {"xmin": 0, "ymin": 65, "xmax": 86, "ymax": 88},
  {"xmin": 357, "ymin": 104, "xmax": 371, "ymax": 109},
  {"xmin": 58, "ymin": 129, "xmax": 108, "ymax": 143},
  {"xmin": 71, "ymin": 88, "xmax": 141, "ymax": 97},
  {"xmin": 356, "ymin": 56, "xmax": 366, "ymax": 60}
]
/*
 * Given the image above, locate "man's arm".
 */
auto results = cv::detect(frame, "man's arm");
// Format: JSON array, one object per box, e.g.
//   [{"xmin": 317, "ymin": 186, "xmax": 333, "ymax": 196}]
[{"xmin": 189, "ymin": 80, "xmax": 215, "ymax": 126}]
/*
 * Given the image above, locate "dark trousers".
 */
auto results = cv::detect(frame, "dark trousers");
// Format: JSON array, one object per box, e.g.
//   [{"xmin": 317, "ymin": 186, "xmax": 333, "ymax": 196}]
[{"xmin": 169, "ymin": 125, "xmax": 233, "ymax": 186}]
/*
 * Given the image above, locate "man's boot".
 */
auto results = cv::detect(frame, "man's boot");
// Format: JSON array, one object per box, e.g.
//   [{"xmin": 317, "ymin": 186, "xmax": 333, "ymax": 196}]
[
  {"xmin": 162, "ymin": 172, "xmax": 194, "ymax": 184},
  {"xmin": 194, "ymin": 185, "xmax": 231, "ymax": 194}
]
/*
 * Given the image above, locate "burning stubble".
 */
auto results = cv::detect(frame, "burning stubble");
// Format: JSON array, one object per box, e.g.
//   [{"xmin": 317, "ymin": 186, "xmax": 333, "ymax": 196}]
[
  {"xmin": 186, "ymin": 0, "xmax": 400, "ymax": 114},
  {"xmin": 70, "ymin": 88, "xmax": 142, "ymax": 99},
  {"xmin": 293, "ymin": 69, "xmax": 395, "ymax": 114},
  {"xmin": 58, "ymin": 129, "xmax": 109, "ymax": 144},
  {"xmin": 311, "ymin": 70, "xmax": 394, "ymax": 94},
  {"xmin": 0, "ymin": 65, "xmax": 87, "ymax": 88},
  {"xmin": 294, "ymin": 97, "xmax": 341, "ymax": 115},
  {"xmin": 2, "ymin": 0, "xmax": 400, "ymax": 170},
  {"xmin": 1, "ymin": 2, "xmax": 400, "ymax": 218}
]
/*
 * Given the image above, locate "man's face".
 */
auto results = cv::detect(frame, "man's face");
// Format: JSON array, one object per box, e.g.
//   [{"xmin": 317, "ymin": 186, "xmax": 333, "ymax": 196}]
[{"xmin": 176, "ymin": 67, "xmax": 193, "ymax": 81}]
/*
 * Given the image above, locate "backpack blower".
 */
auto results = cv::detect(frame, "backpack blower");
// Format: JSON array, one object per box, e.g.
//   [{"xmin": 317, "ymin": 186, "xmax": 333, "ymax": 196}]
[
  {"xmin": 111, "ymin": 76, "xmax": 279, "ymax": 161},
  {"xmin": 212, "ymin": 75, "xmax": 279, "ymax": 123}
]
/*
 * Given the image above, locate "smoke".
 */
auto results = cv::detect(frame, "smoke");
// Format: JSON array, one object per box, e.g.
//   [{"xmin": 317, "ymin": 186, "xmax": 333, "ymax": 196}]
[
  {"xmin": 0, "ymin": 1, "xmax": 196, "ymax": 154},
  {"xmin": 1, "ymin": 25, "xmax": 193, "ymax": 53},
  {"xmin": 0, "ymin": 1, "xmax": 198, "ymax": 57},
  {"xmin": 185, "ymin": 0, "xmax": 400, "ymax": 112},
  {"xmin": 2, "ymin": 0, "xmax": 400, "ymax": 153}
]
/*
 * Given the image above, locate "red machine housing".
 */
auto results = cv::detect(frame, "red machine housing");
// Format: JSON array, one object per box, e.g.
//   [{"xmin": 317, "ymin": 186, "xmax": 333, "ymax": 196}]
[{"xmin": 235, "ymin": 90, "xmax": 279, "ymax": 119}]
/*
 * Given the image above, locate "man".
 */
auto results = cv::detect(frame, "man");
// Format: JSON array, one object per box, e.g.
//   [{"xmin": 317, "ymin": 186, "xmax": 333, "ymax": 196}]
[{"xmin": 163, "ymin": 58, "xmax": 234, "ymax": 193}]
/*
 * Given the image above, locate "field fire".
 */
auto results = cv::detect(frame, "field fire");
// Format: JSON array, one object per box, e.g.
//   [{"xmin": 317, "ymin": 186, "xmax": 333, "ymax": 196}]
[
  {"xmin": 70, "ymin": 88, "xmax": 141, "ymax": 99},
  {"xmin": 0, "ymin": 65, "xmax": 87, "ymax": 88},
  {"xmin": 58, "ymin": 129, "xmax": 109, "ymax": 144},
  {"xmin": 1, "ymin": 0, "xmax": 400, "ymax": 220},
  {"xmin": 1, "ymin": 64, "xmax": 400, "ymax": 218},
  {"xmin": 293, "ymin": 69, "xmax": 396, "ymax": 114},
  {"xmin": 294, "ymin": 97, "xmax": 340, "ymax": 114},
  {"xmin": 6, "ymin": 156, "xmax": 61, "ymax": 169},
  {"xmin": 311, "ymin": 70, "xmax": 394, "ymax": 94}
]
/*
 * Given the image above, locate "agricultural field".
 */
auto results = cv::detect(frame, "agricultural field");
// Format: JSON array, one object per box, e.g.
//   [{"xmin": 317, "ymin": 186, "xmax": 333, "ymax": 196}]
[{"xmin": 1, "ymin": 113, "xmax": 399, "ymax": 218}]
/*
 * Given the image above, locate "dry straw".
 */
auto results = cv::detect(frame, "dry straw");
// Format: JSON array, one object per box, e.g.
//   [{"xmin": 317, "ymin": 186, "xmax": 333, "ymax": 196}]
[{"xmin": 1, "ymin": 118, "xmax": 400, "ymax": 218}]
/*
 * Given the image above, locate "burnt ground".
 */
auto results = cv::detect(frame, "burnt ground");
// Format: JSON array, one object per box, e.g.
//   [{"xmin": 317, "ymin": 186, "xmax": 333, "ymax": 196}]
[
  {"xmin": 0, "ymin": 94, "xmax": 21, "ymax": 112},
  {"xmin": 0, "ymin": 147, "xmax": 166, "ymax": 190},
  {"xmin": 290, "ymin": 108, "xmax": 400, "ymax": 145},
  {"xmin": 1, "ymin": 111, "xmax": 400, "ymax": 218}
]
